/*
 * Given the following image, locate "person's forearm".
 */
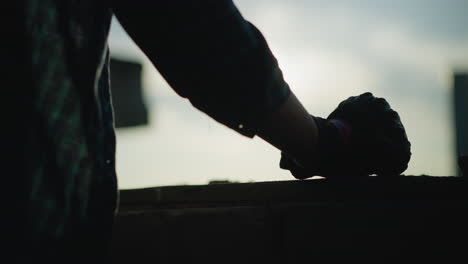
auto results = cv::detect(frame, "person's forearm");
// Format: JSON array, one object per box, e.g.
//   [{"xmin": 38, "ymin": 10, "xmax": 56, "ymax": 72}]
[
  {"xmin": 257, "ymin": 92, "xmax": 319, "ymax": 165},
  {"xmin": 113, "ymin": 1, "xmax": 292, "ymax": 138}
]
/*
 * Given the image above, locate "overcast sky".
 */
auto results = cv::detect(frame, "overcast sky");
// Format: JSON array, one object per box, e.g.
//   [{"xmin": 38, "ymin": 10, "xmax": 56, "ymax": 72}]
[{"xmin": 109, "ymin": 0, "xmax": 468, "ymax": 189}]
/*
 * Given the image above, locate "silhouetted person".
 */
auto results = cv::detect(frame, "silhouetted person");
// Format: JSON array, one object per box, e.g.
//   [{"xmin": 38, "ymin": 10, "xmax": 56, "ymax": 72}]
[{"xmin": 4, "ymin": 1, "xmax": 410, "ymax": 262}]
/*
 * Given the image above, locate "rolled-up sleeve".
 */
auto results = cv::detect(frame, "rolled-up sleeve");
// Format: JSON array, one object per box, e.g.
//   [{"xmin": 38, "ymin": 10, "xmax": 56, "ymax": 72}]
[{"xmin": 113, "ymin": 0, "xmax": 291, "ymax": 137}]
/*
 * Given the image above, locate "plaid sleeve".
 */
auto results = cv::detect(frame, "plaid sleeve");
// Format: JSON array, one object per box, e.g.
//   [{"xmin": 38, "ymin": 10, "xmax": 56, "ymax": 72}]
[{"xmin": 113, "ymin": 0, "xmax": 291, "ymax": 137}]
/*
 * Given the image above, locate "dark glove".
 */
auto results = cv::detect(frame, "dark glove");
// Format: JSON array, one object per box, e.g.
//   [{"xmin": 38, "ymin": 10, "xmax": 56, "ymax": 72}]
[{"xmin": 280, "ymin": 92, "xmax": 411, "ymax": 179}]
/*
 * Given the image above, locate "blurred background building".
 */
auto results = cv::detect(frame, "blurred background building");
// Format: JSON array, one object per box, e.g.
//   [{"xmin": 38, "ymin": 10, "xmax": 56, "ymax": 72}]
[
  {"xmin": 110, "ymin": 58, "xmax": 148, "ymax": 128},
  {"xmin": 454, "ymin": 72, "xmax": 468, "ymax": 176}
]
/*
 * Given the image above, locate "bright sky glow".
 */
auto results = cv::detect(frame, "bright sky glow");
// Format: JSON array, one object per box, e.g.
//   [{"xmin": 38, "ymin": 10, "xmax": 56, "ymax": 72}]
[{"xmin": 109, "ymin": 0, "xmax": 468, "ymax": 189}]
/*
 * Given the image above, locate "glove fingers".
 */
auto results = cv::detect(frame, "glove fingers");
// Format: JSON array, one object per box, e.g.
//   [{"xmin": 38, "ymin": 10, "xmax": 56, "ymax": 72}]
[
  {"xmin": 327, "ymin": 92, "xmax": 411, "ymax": 176},
  {"xmin": 280, "ymin": 152, "xmax": 321, "ymax": 179}
]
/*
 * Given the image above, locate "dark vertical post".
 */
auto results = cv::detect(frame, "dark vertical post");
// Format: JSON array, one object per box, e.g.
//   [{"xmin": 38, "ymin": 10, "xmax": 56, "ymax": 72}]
[
  {"xmin": 454, "ymin": 73, "xmax": 468, "ymax": 176},
  {"xmin": 110, "ymin": 58, "xmax": 149, "ymax": 128}
]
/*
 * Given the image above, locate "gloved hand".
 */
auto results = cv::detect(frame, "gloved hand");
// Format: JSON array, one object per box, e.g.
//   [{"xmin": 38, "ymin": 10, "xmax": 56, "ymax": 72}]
[{"xmin": 280, "ymin": 92, "xmax": 411, "ymax": 179}]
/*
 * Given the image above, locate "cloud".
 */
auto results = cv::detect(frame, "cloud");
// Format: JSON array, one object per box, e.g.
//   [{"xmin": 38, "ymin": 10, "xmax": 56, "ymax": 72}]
[
  {"xmin": 111, "ymin": 0, "xmax": 467, "ymax": 187},
  {"xmin": 235, "ymin": 0, "xmax": 466, "ymax": 176}
]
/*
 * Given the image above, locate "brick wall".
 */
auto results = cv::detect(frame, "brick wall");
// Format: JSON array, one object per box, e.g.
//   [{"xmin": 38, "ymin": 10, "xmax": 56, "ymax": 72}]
[{"xmin": 111, "ymin": 176, "xmax": 468, "ymax": 263}]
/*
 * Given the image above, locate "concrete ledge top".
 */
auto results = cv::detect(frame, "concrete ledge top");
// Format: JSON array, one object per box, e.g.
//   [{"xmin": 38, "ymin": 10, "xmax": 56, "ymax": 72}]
[{"xmin": 118, "ymin": 176, "xmax": 468, "ymax": 210}]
